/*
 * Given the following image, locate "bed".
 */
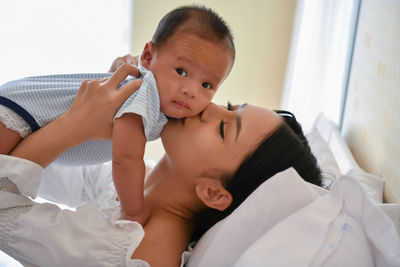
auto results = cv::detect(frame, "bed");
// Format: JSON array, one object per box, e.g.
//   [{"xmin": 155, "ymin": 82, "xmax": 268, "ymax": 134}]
[{"xmin": 1, "ymin": 112, "xmax": 399, "ymax": 267}]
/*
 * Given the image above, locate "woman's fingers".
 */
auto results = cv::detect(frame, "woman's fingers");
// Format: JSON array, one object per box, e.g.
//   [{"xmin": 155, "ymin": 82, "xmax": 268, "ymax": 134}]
[
  {"xmin": 115, "ymin": 79, "xmax": 143, "ymax": 105},
  {"xmin": 105, "ymin": 63, "xmax": 141, "ymax": 88},
  {"xmin": 98, "ymin": 78, "xmax": 109, "ymax": 83},
  {"xmin": 65, "ymin": 68, "xmax": 143, "ymax": 140}
]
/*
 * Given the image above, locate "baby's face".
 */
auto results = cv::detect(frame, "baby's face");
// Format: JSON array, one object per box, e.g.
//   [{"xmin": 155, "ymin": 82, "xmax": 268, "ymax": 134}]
[{"xmin": 146, "ymin": 32, "xmax": 233, "ymax": 119}]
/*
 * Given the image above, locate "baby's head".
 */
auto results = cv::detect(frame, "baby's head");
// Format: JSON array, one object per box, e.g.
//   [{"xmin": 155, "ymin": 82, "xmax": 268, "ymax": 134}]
[{"xmin": 140, "ymin": 5, "xmax": 235, "ymax": 119}]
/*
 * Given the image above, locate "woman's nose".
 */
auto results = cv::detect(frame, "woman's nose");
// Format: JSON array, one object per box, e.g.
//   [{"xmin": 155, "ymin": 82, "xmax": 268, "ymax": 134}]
[{"xmin": 200, "ymin": 102, "xmax": 231, "ymax": 122}]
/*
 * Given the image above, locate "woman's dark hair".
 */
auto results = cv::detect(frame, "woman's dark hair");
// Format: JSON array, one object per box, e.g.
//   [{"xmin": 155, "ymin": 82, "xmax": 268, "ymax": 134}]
[
  {"xmin": 191, "ymin": 110, "xmax": 322, "ymax": 242},
  {"xmin": 152, "ymin": 4, "xmax": 235, "ymax": 57}
]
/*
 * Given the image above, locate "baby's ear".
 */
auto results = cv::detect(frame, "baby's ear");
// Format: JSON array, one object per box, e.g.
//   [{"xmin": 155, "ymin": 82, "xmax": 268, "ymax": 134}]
[
  {"xmin": 195, "ymin": 178, "xmax": 232, "ymax": 211},
  {"xmin": 140, "ymin": 41, "xmax": 155, "ymax": 68}
]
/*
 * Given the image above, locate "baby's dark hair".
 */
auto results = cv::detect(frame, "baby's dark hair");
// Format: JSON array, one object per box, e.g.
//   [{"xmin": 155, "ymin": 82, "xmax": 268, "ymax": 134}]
[
  {"xmin": 191, "ymin": 110, "xmax": 322, "ymax": 242},
  {"xmin": 152, "ymin": 4, "xmax": 235, "ymax": 58}
]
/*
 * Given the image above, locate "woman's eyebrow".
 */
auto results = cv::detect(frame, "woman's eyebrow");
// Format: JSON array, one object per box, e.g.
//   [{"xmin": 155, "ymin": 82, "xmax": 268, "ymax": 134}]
[{"xmin": 235, "ymin": 103, "xmax": 247, "ymax": 141}]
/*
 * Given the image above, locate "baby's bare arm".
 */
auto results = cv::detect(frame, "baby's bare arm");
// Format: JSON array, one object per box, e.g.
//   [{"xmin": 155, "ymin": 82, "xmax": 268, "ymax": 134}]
[{"xmin": 112, "ymin": 113, "xmax": 150, "ymax": 225}]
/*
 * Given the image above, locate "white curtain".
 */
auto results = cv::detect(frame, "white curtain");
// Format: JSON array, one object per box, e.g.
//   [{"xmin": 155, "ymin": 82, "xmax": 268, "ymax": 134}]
[
  {"xmin": 0, "ymin": 0, "xmax": 133, "ymax": 85},
  {"xmin": 281, "ymin": 0, "xmax": 360, "ymax": 132},
  {"xmin": 0, "ymin": 1, "xmax": 133, "ymax": 265}
]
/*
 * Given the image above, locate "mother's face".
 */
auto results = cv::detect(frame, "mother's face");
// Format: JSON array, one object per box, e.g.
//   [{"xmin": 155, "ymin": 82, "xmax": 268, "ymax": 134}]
[{"xmin": 161, "ymin": 103, "xmax": 282, "ymax": 179}]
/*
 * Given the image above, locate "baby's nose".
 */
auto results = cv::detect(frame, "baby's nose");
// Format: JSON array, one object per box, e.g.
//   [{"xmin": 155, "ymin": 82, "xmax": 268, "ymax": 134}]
[{"xmin": 181, "ymin": 84, "xmax": 197, "ymax": 98}]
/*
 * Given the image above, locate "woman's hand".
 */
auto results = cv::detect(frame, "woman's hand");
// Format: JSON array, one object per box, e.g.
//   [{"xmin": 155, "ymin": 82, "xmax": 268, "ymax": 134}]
[
  {"xmin": 67, "ymin": 63, "xmax": 142, "ymax": 141},
  {"xmin": 109, "ymin": 54, "xmax": 139, "ymax": 72},
  {"xmin": 11, "ymin": 64, "xmax": 142, "ymax": 167}
]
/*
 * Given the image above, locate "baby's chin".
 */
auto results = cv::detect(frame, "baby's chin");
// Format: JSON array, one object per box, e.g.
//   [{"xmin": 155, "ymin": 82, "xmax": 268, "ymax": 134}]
[
  {"xmin": 164, "ymin": 109, "xmax": 200, "ymax": 119},
  {"xmin": 165, "ymin": 112, "xmax": 192, "ymax": 120}
]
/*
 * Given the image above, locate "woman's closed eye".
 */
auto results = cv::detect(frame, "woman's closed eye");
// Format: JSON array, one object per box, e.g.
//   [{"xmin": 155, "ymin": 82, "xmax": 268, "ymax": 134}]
[
  {"xmin": 220, "ymin": 120, "xmax": 225, "ymax": 139},
  {"xmin": 176, "ymin": 68, "xmax": 187, "ymax": 77},
  {"xmin": 219, "ymin": 101, "xmax": 232, "ymax": 139}
]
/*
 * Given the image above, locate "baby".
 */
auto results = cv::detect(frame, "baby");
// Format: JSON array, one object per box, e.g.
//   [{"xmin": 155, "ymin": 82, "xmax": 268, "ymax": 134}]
[{"xmin": 0, "ymin": 5, "xmax": 235, "ymax": 224}]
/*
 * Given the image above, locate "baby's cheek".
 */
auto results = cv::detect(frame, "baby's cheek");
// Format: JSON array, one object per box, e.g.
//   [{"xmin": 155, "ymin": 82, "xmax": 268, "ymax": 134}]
[
  {"xmin": 201, "ymin": 96, "xmax": 214, "ymax": 109},
  {"xmin": 209, "ymin": 88, "xmax": 217, "ymax": 98},
  {"xmin": 193, "ymin": 103, "xmax": 209, "ymax": 116}
]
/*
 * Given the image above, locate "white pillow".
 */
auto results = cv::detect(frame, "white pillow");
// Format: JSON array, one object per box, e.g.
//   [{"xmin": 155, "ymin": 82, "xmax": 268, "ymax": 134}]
[
  {"xmin": 377, "ymin": 203, "xmax": 400, "ymax": 236},
  {"xmin": 328, "ymin": 125, "xmax": 359, "ymax": 174},
  {"xmin": 187, "ymin": 168, "xmax": 322, "ymax": 267},
  {"xmin": 233, "ymin": 176, "xmax": 400, "ymax": 267},
  {"xmin": 313, "ymin": 112, "xmax": 335, "ymax": 142},
  {"xmin": 308, "ymin": 113, "xmax": 384, "ymax": 203},
  {"xmin": 306, "ymin": 129, "xmax": 341, "ymax": 186},
  {"xmin": 346, "ymin": 168, "xmax": 384, "ymax": 203}
]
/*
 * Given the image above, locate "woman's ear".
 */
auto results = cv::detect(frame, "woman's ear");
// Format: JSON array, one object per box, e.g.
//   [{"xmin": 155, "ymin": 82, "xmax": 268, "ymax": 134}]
[
  {"xmin": 140, "ymin": 41, "xmax": 155, "ymax": 69},
  {"xmin": 195, "ymin": 179, "xmax": 232, "ymax": 211}
]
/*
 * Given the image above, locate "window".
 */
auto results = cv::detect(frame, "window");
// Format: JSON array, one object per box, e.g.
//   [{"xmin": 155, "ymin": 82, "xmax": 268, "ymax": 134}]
[
  {"xmin": 281, "ymin": 0, "xmax": 360, "ymax": 132},
  {"xmin": 0, "ymin": 1, "xmax": 133, "ymax": 265},
  {"xmin": 0, "ymin": 0, "xmax": 133, "ymax": 84}
]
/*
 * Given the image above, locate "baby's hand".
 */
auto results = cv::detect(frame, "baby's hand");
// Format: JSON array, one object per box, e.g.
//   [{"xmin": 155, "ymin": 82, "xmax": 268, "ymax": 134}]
[
  {"xmin": 124, "ymin": 202, "xmax": 151, "ymax": 226},
  {"xmin": 109, "ymin": 54, "xmax": 139, "ymax": 72}
]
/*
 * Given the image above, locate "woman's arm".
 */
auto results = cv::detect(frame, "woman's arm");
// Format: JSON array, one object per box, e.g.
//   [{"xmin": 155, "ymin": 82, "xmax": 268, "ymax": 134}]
[
  {"xmin": 10, "ymin": 64, "xmax": 142, "ymax": 167},
  {"xmin": 0, "ymin": 178, "xmax": 144, "ymax": 267}
]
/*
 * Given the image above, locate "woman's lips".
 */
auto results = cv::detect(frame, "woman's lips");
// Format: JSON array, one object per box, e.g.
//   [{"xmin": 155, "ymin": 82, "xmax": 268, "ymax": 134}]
[{"xmin": 172, "ymin": 100, "xmax": 190, "ymax": 110}]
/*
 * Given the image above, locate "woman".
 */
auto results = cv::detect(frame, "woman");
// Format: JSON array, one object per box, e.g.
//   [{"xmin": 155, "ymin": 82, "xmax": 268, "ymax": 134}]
[{"xmin": 0, "ymin": 64, "xmax": 322, "ymax": 266}]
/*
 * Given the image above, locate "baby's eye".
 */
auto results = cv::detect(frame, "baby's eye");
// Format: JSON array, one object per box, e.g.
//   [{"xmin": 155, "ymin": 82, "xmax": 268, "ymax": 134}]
[
  {"xmin": 202, "ymin": 82, "xmax": 212, "ymax": 89},
  {"xmin": 176, "ymin": 68, "xmax": 187, "ymax": 77}
]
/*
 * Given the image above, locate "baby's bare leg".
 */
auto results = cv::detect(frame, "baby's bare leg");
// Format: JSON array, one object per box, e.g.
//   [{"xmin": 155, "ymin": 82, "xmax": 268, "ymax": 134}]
[{"xmin": 0, "ymin": 122, "xmax": 22, "ymax": 154}]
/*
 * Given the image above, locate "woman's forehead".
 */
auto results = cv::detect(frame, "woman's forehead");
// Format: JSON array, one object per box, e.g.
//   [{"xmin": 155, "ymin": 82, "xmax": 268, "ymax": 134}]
[
  {"xmin": 242, "ymin": 105, "xmax": 282, "ymax": 124},
  {"xmin": 227, "ymin": 104, "xmax": 282, "ymax": 161},
  {"xmin": 238, "ymin": 105, "xmax": 282, "ymax": 142}
]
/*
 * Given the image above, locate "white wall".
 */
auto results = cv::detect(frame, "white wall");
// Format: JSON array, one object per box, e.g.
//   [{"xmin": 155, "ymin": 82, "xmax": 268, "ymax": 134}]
[{"xmin": 341, "ymin": 0, "xmax": 400, "ymax": 202}]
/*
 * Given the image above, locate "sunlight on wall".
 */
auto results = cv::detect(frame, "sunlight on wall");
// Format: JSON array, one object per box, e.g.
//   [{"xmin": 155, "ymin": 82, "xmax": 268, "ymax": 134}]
[{"xmin": 342, "ymin": 0, "xmax": 400, "ymax": 202}]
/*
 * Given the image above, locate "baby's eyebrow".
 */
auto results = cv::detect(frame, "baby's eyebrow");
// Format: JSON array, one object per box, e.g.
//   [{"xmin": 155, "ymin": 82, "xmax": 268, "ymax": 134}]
[{"xmin": 177, "ymin": 56, "xmax": 192, "ymax": 64}]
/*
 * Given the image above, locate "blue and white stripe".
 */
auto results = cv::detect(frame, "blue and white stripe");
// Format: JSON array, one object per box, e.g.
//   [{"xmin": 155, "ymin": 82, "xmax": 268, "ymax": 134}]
[{"xmin": 0, "ymin": 69, "xmax": 167, "ymax": 166}]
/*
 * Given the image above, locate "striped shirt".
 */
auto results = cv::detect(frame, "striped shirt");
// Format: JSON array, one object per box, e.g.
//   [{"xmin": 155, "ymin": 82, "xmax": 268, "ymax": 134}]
[{"xmin": 0, "ymin": 67, "xmax": 167, "ymax": 166}]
